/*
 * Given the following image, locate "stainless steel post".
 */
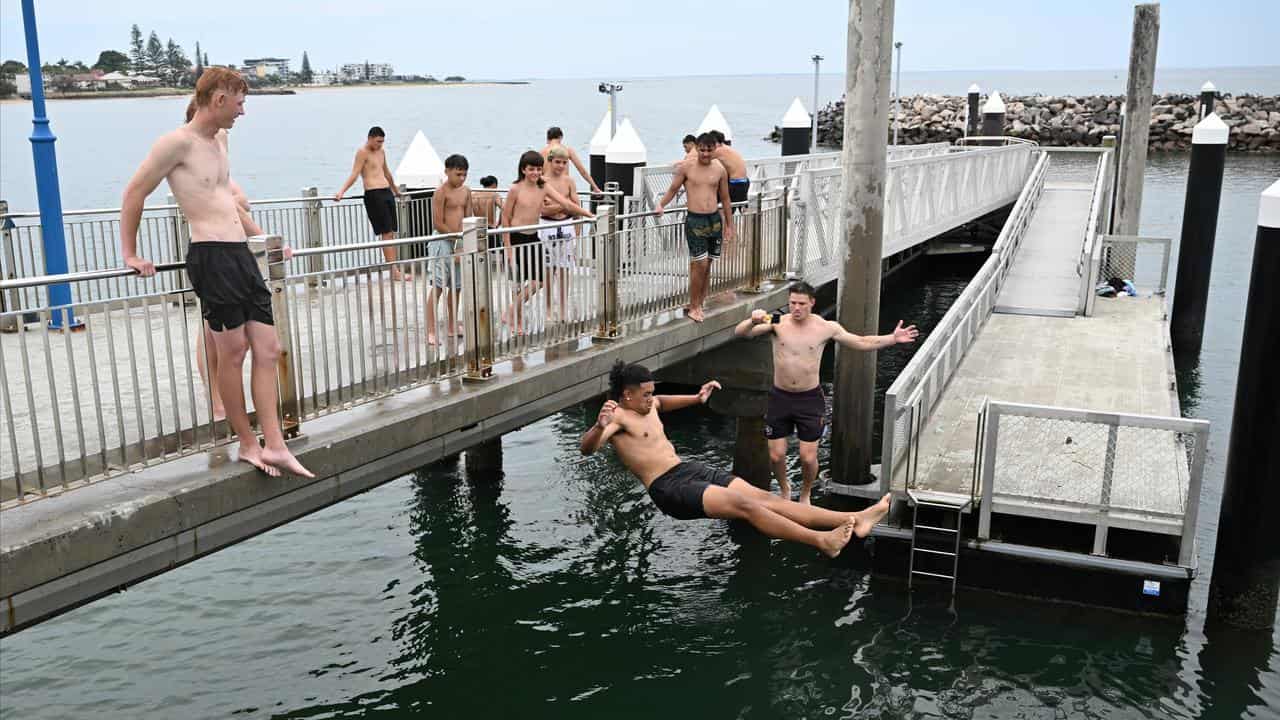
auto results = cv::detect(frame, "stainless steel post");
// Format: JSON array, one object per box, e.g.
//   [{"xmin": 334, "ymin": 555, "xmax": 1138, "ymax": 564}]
[
  {"xmin": 1, "ymin": 200, "xmax": 18, "ymax": 332},
  {"xmin": 262, "ymin": 234, "xmax": 301, "ymax": 437},
  {"xmin": 460, "ymin": 216, "xmax": 495, "ymax": 382},
  {"xmin": 302, "ymin": 186, "xmax": 324, "ymax": 279},
  {"xmin": 592, "ymin": 204, "xmax": 620, "ymax": 340}
]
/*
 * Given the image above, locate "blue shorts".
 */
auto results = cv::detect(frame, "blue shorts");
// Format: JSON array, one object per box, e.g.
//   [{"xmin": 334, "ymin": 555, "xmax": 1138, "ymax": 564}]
[{"xmin": 427, "ymin": 239, "xmax": 460, "ymax": 290}]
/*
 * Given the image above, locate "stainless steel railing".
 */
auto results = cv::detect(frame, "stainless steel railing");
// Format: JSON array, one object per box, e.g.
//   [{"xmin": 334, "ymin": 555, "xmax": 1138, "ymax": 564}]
[
  {"xmin": 879, "ymin": 150, "xmax": 1051, "ymax": 495},
  {"xmin": 2, "ymin": 195, "xmax": 786, "ymax": 504}
]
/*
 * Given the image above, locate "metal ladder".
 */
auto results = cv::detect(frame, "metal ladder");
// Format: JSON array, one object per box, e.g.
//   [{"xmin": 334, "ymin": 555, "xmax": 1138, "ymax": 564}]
[{"xmin": 906, "ymin": 490, "xmax": 973, "ymax": 594}]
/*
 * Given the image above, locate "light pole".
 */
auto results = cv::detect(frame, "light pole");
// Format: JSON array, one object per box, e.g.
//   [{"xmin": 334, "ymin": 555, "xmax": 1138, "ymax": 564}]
[
  {"xmin": 598, "ymin": 82, "xmax": 623, "ymax": 138},
  {"xmin": 811, "ymin": 54, "xmax": 823, "ymax": 151},
  {"xmin": 20, "ymin": 0, "xmax": 78, "ymax": 329},
  {"xmin": 893, "ymin": 41, "xmax": 903, "ymax": 145}
]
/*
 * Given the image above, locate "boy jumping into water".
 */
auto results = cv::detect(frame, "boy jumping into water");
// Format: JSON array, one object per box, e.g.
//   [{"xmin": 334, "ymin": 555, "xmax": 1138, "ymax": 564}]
[
  {"xmin": 334, "ymin": 126, "xmax": 407, "ymax": 280},
  {"xmin": 121, "ymin": 68, "xmax": 312, "ymax": 478},
  {"xmin": 655, "ymin": 133, "xmax": 736, "ymax": 323},
  {"xmin": 580, "ymin": 361, "xmax": 891, "ymax": 556}
]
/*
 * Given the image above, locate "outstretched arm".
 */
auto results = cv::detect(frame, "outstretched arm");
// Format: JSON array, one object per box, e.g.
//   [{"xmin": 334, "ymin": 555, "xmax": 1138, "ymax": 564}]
[
  {"xmin": 734, "ymin": 309, "xmax": 776, "ymax": 338},
  {"xmin": 580, "ymin": 400, "xmax": 622, "ymax": 455},
  {"xmin": 569, "ymin": 148, "xmax": 602, "ymax": 194},
  {"xmin": 545, "ymin": 184, "xmax": 593, "ymax": 219},
  {"xmin": 656, "ymin": 380, "xmax": 721, "ymax": 412},
  {"xmin": 830, "ymin": 319, "xmax": 919, "ymax": 351}
]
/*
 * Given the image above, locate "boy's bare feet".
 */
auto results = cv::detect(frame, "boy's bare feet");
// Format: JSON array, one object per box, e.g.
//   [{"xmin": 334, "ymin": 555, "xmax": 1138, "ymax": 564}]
[
  {"xmin": 853, "ymin": 493, "xmax": 892, "ymax": 539},
  {"xmin": 818, "ymin": 518, "xmax": 857, "ymax": 558},
  {"xmin": 261, "ymin": 445, "xmax": 315, "ymax": 478},
  {"xmin": 238, "ymin": 442, "xmax": 280, "ymax": 477},
  {"xmin": 688, "ymin": 307, "xmax": 705, "ymax": 323}
]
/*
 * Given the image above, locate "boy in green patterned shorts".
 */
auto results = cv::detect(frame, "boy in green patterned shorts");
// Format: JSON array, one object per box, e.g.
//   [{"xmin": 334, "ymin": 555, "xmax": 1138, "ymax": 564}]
[{"xmin": 655, "ymin": 133, "xmax": 735, "ymax": 322}]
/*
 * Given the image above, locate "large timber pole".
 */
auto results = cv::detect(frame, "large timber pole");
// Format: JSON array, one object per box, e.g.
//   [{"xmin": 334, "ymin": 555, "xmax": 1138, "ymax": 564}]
[
  {"xmin": 1113, "ymin": 3, "xmax": 1160, "ymax": 237},
  {"xmin": 832, "ymin": 0, "xmax": 894, "ymax": 485}
]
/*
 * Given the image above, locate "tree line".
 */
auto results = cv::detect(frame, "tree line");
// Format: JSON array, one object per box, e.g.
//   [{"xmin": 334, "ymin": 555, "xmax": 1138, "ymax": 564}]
[{"xmin": 0, "ymin": 25, "xmax": 212, "ymax": 95}]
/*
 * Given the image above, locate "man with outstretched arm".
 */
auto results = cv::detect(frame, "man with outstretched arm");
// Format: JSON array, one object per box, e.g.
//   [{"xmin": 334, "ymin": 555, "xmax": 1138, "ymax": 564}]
[
  {"xmin": 120, "ymin": 67, "xmax": 312, "ymax": 479},
  {"xmin": 655, "ymin": 132, "xmax": 736, "ymax": 323},
  {"xmin": 734, "ymin": 282, "xmax": 918, "ymax": 503},
  {"xmin": 580, "ymin": 361, "xmax": 892, "ymax": 556}
]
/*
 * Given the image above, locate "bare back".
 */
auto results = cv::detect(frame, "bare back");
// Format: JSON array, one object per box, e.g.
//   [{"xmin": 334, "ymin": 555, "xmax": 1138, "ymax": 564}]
[
  {"xmin": 469, "ymin": 190, "xmax": 501, "ymax": 226},
  {"xmin": 433, "ymin": 183, "xmax": 471, "ymax": 234},
  {"xmin": 714, "ymin": 145, "xmax": 748, "ymax": 180},
  {"xmin": 608, "ymin": 402, "xmax": 682, "ymax": 486},
  {"xmin": 770, "ymin": 315, "xmax": 838, "ymax": 391},
  {"xmin": 165, "ymin": 127, "xmax": 245, "ymax": 244},
  {"xmin": 681, "ymin": 159, "xmax": 727, "ymax": 214}
]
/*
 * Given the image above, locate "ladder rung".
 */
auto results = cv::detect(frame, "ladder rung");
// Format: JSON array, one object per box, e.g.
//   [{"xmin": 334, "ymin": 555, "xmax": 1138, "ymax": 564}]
[
  {"xmin": 912, "ymin": 547, "xmax": 956, "ymax": 558},
  {"xmin": 914, "ymin": 523, "xmax": 958, "ymax": 534},
  {"xmin": 914, "ymin": 500, "xmax": 969, "ymax": 510},
  {"xmin": 911, "ymin": 570, "xmax": 956, "ymax": 581}
]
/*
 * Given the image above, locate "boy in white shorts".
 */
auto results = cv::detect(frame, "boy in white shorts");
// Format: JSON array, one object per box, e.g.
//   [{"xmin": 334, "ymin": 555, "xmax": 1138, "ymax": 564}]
[{"xmin": 538, "ymin": 147, "xmax": 582, "ymax": 322}]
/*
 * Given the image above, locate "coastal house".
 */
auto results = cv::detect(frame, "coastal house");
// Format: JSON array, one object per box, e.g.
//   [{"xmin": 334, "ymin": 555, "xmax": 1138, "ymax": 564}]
[
  {"xmin": 339, "ymin": 62, "xmax": 394, "ymax": 82},
  {"xmin": 243, "ymin": 57, "xmax": 290, "ymax": 78}
]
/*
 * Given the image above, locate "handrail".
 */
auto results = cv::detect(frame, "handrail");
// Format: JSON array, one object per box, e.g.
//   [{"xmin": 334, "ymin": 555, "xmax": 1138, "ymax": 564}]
[
  {"xmin": 1078, "ymin": 150, "xmax": 1114, "ymax": 315},
  {"xmin": 878, "ymin": 150, "xmax": 1050, "ymax": 492}
]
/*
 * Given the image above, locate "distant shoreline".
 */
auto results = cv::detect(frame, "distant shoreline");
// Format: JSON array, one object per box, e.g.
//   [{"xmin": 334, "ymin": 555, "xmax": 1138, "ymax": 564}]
[{"xmin": 0, "ymin": 80, "xmax": 530, "ymax": 104}]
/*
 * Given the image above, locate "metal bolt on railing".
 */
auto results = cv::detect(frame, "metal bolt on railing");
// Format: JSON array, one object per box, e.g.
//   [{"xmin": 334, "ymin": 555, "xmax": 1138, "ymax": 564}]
[{"xmin": 461, "ymin": 216, "xmax": 495, "ymax": 382}]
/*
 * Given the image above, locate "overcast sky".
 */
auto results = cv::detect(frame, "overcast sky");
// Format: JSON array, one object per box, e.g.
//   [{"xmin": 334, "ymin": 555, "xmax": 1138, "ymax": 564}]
[{"xmin": 1, "ymin": 1, "xmax": 1275, "ymax": 79}]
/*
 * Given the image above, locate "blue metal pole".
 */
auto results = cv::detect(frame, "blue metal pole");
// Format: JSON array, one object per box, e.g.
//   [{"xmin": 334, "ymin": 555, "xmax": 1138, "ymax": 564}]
[{"xmin": 21, "ymin": 0, "xmax": 79, "ymax": 329}]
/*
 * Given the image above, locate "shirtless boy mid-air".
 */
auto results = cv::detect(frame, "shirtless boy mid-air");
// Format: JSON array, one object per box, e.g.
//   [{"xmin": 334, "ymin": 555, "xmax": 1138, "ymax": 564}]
[
  {"xmin": 334, "ymin": 126, "xmax": 407, "ymax": 280},
  {"xmin": 655, "ymin": 132, "xmax": 736, "ymax": 323},
  {"xmin": 580, "ymin": 361, "xmax": 891, "ymax": 556},
  {"xmin": 734, "ymin": 282, "xmax": 918, "ymax": 503},
  {"xmin": 120, "ymin": 68, "xmax": 312, "ymax": 478}
]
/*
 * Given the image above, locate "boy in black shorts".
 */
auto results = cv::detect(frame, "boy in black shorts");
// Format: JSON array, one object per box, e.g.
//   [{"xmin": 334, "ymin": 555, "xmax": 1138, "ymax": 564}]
[
  {"xmin": 579, "ymin": 361, "xmax": 891, "ymax": 556},
  {"xmin": 734, "ymin": 282, "xmax": 919, "ymax": 502},
  {"xmin": 334, "ymin": 126, "xmax": 408, "ymax": 280}
]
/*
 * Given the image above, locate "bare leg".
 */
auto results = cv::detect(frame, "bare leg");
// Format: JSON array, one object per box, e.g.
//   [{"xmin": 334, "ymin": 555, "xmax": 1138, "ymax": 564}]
[
  {"xmin": 382, "ymin": 233, "xmax": 407, "ymax": 280},
  {"xmin": 768, "ymin": 437, "xmax": 791, "ymax": 499},
  {"xmin": 702, "ymin": 485, "xmax": 856, "ymax": 557},
  {"xmin": 196, "ymin": 322, "xmax": 225, "ymax": 421},
  {"xmin": 425, "ymin": 286, "xmax": 441, "ymax": 344},
  {"xmin": 797, "ymin": 439, "xmax": 820, "ymax": 505},
  {"xmin": 244, "ymin": 320, "xmax": 313, "ymax": 478},
  {"xmin": 209, "ymin": 325, "xmax": 278, "ymax": 477},
  {"xmin": 688, "ymin": 258, "xmax": 709, "ymax": 322},
  {"xmin": 727, "ymin": 479, "xmax": 891, "ymax": 538},
  {"xmin": 445, "ymin": 289, "xmax": 459, "ymax": 341}
]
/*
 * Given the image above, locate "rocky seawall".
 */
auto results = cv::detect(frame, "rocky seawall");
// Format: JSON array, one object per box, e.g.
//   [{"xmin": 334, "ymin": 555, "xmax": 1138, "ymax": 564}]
[{"xmin": 769, "ymin": 94, "xmax": 1280, "ymax": 152}]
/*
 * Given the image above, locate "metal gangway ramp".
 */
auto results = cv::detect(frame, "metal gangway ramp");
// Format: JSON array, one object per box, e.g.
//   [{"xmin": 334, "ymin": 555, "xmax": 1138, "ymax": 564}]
[{"xmin": 850, "ymin": 146, "xmax": 1208, "ymax": 581}]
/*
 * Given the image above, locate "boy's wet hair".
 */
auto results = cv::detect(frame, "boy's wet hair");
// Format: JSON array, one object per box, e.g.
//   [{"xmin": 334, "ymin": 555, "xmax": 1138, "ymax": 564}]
[
  {"xmin": 547, "ymin": 146, "xmax": 569, "ymax": 161},
  {"xmin": 789, "ymin": 281, "xmax": 817, "ymax": 300},
  {"xmin": 608, "ymin": 360, "xmax": 653, "ymax": 401},
  {"xmin": 696, "ymin": 132, "xmax": 717, "ymax": 148},
  {"xmin": 546, "ymin": 126, "xmax": 564, "ymax": 141},
  {"xmin": 708, "ymin": 129, "xmax": 726, "ymax": 144},
  {"xmin": 368, "ymin": 126, "xmax": 385, "ymax": 138},
  {"xmin": 682, "ymin": 134, "xmax": 697, "ymax": 145},
  {"xmin": 444, "ymin": 154, "xmax": 469, "ymax": 170},
  {"xmin": 515, "ymin": 150, "xmax": 545, "ymax": 187},
  {"xmin": 480, "ymin": 175, "xmax": 498, "ymax": 188}
]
